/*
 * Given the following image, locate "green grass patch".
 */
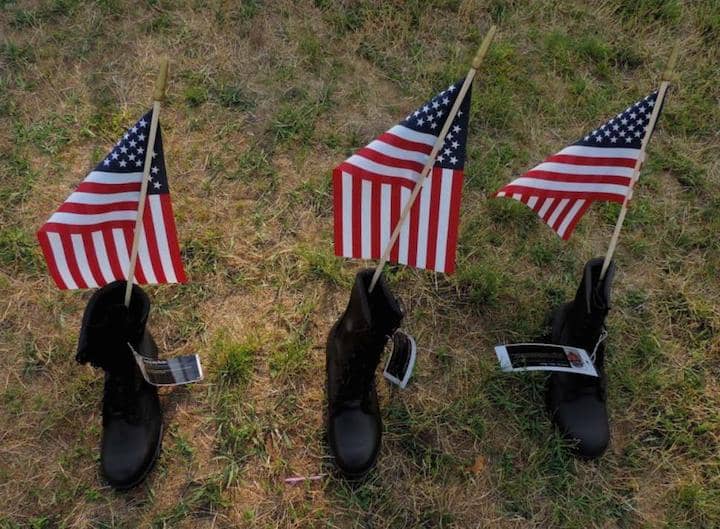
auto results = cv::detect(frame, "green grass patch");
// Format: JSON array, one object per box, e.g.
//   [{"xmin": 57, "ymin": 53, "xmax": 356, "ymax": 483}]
[
  {"xmin": 213, "ymin": 333, "xmax": 257, "ymax": 387},
  {"xmin": 213, "ymin": 83, "xmax": 256, "ymax": 110},
  {"xmin": 0, "ymin": 227, "xmax": 38, "ymax": 274},
  {"xmin": 269, "ymin": 334, "xmax": 312, "ymax": 379}
]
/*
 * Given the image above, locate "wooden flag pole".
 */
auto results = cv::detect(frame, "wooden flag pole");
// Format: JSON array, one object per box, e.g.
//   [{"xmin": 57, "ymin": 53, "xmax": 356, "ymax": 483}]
[
  {"xmin": 368, "ymin": 25, "xmax": 497, "ymax": 293},
  {"xmin": 124, "ymin": 58, "xmax": 169, "ymax": 307},
  {"xmin": 599, "ymin": 45, "xmax": 678, "ymax": 280}
]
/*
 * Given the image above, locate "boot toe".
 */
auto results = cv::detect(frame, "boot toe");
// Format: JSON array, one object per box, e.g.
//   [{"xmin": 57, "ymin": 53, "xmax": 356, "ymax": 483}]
[
  {"xmin": 554, "ymin": 396, "xmax": 609, "ymax": 459},
  {"xmin": 330, "ymin": 409, "xmax": 381, "ymax": 477},
  {"xmin": 101, "ymin": 420, "xmax": 162, "ymax": 489}
]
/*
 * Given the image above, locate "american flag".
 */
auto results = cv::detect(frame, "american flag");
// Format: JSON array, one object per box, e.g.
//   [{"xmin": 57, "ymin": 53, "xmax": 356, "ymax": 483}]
[
  {"xmin": 333, "ymin": 80, "xmax": 471, "ymax": 274},
  {"xmin": 38, "ymin": 110, "xmax": 186, "ymax": 289},
  {"xmin": 494, "ymin": 91, "xmax": 660, "ymax": 239}
]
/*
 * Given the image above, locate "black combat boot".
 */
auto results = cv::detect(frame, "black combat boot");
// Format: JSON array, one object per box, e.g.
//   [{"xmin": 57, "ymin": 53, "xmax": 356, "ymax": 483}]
[
  {"xmin": 326, "ymin": 269, "xmax": 403, "ymax": 479},
  {"xmin": 77, "ymin": 280, "xmax": 163, "ymax": 489},
  {"xmin": 547, "ymin": 258, "xmax": 615, "ymax": 459}
]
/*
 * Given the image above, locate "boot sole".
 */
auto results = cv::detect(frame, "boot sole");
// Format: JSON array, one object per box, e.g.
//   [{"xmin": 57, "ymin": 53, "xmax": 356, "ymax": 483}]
[{"xmin": 108, "ymin": 422, "xmax": 164, "ymax": 491}]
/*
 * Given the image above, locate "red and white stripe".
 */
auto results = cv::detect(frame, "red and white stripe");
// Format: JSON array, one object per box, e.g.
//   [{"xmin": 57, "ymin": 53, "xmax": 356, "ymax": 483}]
[
  {"xmin": 495, "ymin": 145, "xmax": 640, "ymax": 239},
  {"xmin": 333, "ymin": 124, "xmax": 463, "ymax": 273},
  {"xmin": 38, "ymin": 170, "xmax": 186, "ymax": 290}
]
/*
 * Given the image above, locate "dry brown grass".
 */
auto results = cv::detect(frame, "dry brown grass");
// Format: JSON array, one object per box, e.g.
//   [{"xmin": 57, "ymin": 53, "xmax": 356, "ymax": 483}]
[{"xmin": 1, "ymin": 0, "xmax": 719, "ymax": 528}]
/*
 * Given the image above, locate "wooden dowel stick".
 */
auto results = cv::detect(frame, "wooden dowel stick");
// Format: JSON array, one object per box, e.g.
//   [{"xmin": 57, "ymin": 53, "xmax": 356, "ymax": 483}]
[
  {"xmin": 368, "ymin": 25, "xmax": 497, "ymax": 292},
  {"xmin": 124, "ymin": 58, "xmax": 169, "ymax": 307},
  {"xmin": 599, "ymin": 44, "xmax": 679, "ymax": 280}
]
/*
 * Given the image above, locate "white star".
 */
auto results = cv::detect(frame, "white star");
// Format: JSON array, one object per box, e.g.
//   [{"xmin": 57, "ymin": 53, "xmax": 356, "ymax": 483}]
[
  {"xmin": 131, "ymin": 126, "xmax": 138, "ymax": 133},
  {"xmin": 432, "ymin": 101, "xmax": 440, "ymax": 109},
  {"xmin": 153, "ymin": 182, "xmax": 161, "ymax": 189},
  {"xmin": 111, "ymin": 152, "xmax": 119, "ymax": 160},
  {"xmin": 450, "ymin": 156, "xmax": 458, "ymax": 164},
  {"xmin": 129, "ymin": 140, "xmax": 137, "ymax": 147},
  {"xmin": 647, "ymin": 100, "xmax": 655, "ymax": 107},
  {"xmin": 139, "ymin": 119, "xmax": 147, "ymax": 127},
  {"xmin": 128, "ymin": 154, "xmax": 136, "ymax": 161},
  {"xmin": 120, "ymin": 146, "xmax": 128, "ymax": 153},
  {"xmin": 634, "ymin": 130, "xmax": 642, "ymax": 137},
  {"xmin": 452, "ymin": 141, "xmax": 459, "ymax": 149},
  {"xmin": 621, "ymin": 118, "xmax": 628, "ymax": 125},
  {"xmin": 123, "ymin": 133, "xmax": 129, "ymax": 140},
  {"xmin": 444, "ymin": 148, "xmax": 451, "ymax": 156},
  {"xmin": 414, "ymin": 110, "xmax": 421, "ymax": 117},
  {"xmin": 417, "ymin": 118, "xmax": 425, "ymax": 126},
  {"xmin": 436, "ymin": 110, "xmax": 444, "ymax": 118},
  {"xmin": 135, "ymin": 160, "xmax": 142, "ymax": 167},
  {"xmin": 636, "ymin": 119, "xmax": 644, "ymax": 127},
  {"xmin": 103, "ymin": 159, "xmax": 110, "ymax": 166},
  {"xmin": 151, "ymin": 151, "xmax": 157, "ymax": 158},
  {"xmin": 595, "ymin": 136, "xmax": 602, "ymax": 142},
  {"xmin": 423, "ymin": 105, "xmax": 430, "ymax": 113},
  {"xmin": 604, "ymin": 130, "xmax": 611, "ymax": 137},
  {"xmin": 619, "ymin": 131, "xmax": 626, "ymax": 137},
  {"xmin": 610, "ymin": 136, "xmax": 618, "ymax": 143},
  {"xmin": 137, "ymin": 147, "xmax": 144, "ymax": 154},
  {"xmin": 427, "ymin": 114, "xmax": 435, "ymax": 122},
  {"xmin": 446, "ymin": 132, "xmax": 453, "ymax": 140},
  {"xmin": 430, "ymin": 122, "xmax": 438, "ymax": 129},
  {"xmin": 119, "ymin": 160, "xmax": 127, "ymax": 167},
  {"xmin": 442, "ymin": 97, "xmax": 450, "ymax": 105},
  {"xmin": 584, "ymin": 135, "xmax": 590, "ymax": 141},
  {"xmin": 612, "ymin": 124, "xmax": 620, "ymax": 131},
  {"xmin": 625, "ymin": 137, "xmax": 632, "ymax": 143},
  {"xmin": 437, "ymin": 155, "xmax": 445, "ymax": 163},
  {"xmin": 638, "ymin": 105, "xmax": 646, "ymax": 113},
  {"xmin": 628, "ymin": 124, "xmax": 635, "ymax": 131},
  {"xmin": 630, "ymin": 112, "xmax": 637, "ymax": 119},
  {"xmin": 448, "ymin": 85, "xmax": 456, "ymax": 92},
  {"xmin": 453, "ymin": 124, "xmax": 461, "ymax": 133},
  {"xmin": 151, "ymin": 166, "xmax": 159, "ymax": 174}
]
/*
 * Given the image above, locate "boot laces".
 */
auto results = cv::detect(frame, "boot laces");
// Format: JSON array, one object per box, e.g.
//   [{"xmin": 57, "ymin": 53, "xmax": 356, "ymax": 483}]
[
  {"xmin": 590, "ymin": 328, "xmax": 608, "ymax": 363},
  {"xmin": 563, "ymin": 327, "xmax": 607, "ymax": 401},
  {"xmin": 104, "ymin": 367, "xmax": 141, "ymax": 423},
  {"xmin": 341, "ymin": 352, "xmax": 377, "ymax": 401},
  {"xmin": 338, "ymin": 332, "xmax": 391, "ymax": 404}
]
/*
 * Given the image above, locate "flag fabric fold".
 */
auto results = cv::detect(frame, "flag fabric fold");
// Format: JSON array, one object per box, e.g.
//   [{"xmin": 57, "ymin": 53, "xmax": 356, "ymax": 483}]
[
  {"xmin": 333, "ymin": 80, "xmax": 472, "ymax": 274},
  {"xmin": 38, "ymin": 111, "xmax": 186, "ymax": 290},
  {"xmin": 494, "ymin": 91, "xmax": 661, "ymax": 239}
]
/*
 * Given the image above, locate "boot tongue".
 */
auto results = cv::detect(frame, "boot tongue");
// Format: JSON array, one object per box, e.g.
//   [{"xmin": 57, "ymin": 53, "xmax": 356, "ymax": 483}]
[
  {"xmin": 78, "ymin": 304, "xmax": 148, "ymax": 372},
  {"xmin": 563, "ymin": 259, "xmax": 613, "ymax": 353},
  {"xmin": 582, "ymin": 258, "xmax": 614, "ymax": 314},
  {"xmin": 78, "ymin": 303, "xmax": 138, "ymax": 370},
  {"xmin": 361, "ymin": 270, "xmax": 403, "ymax": 337}
]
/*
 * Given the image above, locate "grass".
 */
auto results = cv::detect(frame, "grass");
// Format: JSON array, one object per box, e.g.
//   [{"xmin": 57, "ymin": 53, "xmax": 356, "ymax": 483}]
[{"xmin": 1, "ymin": 1, "xmax": 719, "ymax": 528}]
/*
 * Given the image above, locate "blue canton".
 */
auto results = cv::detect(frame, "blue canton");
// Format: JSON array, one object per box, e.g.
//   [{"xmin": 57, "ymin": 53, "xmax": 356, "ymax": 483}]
[
  {"xmin": 575, "ymin": 91, "xmax": 659, "ymax": 149},
  {"xmin": 400, "ymin": 79, "xmax": 471, "ymax": 170},
  {"xmin": 97, "ymin": 110, "xmax": 170, "ymax": 195}
]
